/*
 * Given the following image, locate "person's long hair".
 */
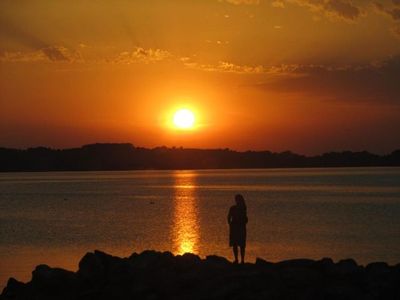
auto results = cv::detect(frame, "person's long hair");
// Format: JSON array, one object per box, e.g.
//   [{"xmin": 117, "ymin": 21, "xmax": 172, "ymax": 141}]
[{"xmin": 235, "ymin": 194, "xmax": 247, "ymax": 213}]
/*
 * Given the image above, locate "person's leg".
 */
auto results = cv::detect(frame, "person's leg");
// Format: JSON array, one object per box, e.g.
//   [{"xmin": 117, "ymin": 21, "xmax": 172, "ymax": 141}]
[
  {"xmin": 233, "ymin": 245, "xmax": 238, "ymax": 263},
  {"xmin": 240, "ymin": 245, "xmax": 245, "ymax": 264}
]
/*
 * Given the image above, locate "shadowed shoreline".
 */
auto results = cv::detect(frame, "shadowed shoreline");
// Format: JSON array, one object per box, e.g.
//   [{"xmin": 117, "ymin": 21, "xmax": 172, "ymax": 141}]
[
  {"xmin": 1, "ymin": 143, "xmax": 400, "ymax": 172},
  {"xmin": 2, "ymin": 250, "xmax": 399, "ymax": 300}
]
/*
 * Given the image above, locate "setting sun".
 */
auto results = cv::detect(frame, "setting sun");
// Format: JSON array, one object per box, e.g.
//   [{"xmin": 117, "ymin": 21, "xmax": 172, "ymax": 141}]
[{"xmin": 173, "ymin": 109, "xmax": 195, "ymax": 129}]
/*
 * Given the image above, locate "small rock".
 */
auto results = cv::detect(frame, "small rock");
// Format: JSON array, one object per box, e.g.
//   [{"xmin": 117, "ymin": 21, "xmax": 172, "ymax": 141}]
[
  {"xmin": 255, "ymin": 257, "xmax": 274, "ymax": 267},
  {"xmin": 205, "ymin": 255, "xmax": 231, "ymax": 267}
]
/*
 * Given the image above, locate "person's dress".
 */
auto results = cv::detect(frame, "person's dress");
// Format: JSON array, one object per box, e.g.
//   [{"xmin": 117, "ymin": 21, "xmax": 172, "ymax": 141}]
[{"xmin": 228, "ymin": 205, "xmax": 248, "ymax": 247}]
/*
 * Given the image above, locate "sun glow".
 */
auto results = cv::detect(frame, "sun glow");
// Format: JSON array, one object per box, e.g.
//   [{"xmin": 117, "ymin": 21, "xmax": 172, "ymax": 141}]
[{"xmin": 173, "ymin": 109, "xmax": 195, "ymax": 129}]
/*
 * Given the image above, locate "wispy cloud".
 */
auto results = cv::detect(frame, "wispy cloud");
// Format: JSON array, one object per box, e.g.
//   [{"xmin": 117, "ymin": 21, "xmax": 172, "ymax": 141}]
[
  {"xmin": 373, "ymin": 1, "xmax": 400, "ymax": 38},
  {"xmin": 0, "ymin": 46, "xmax": 82, "ymax": 63},
  {"xmin": 374, "ymin": 1, "xmax": 400, "ymax": 20},
  {"xmin": 42, "ymin": 46, "xmax": 80, "ymax": 62},
  {"xmin": 290, "ymin": 0, "xmax": 362, "ymax": 22},
  {"xmin": 3, "ymin": 41, "xmax": 399, "ymax": 110},
  {"xmin": 0, "ymin": 46, "xmax": 171, "ymax": 65},
  {"xmin": 272, "ymin": 1, "xmax": 285, "ymax": 8},
  {"xmin": 392, "ymin": 24, "xmax": 400, "ymax": 37},
  {"xmin": 219, "ymin": 0, "xmax": 260, "ymax": 5},
  {"xmin": 0, "ymin": 50, "xmax": 45, "ymax": 62},
  {"xmin": 182, "ymin": 60, "xmax": 266, "ymax": 74},
  {"xmin": 113, "ymin": 47, "xmax": 172, "ymax": 64},
  {"xmin": 254, "ymin": 56, "xmax": 400, "ymax": 104},
  {"xmin": 0, "ymin": 18, "xmax": 83, "ymax": 62}
]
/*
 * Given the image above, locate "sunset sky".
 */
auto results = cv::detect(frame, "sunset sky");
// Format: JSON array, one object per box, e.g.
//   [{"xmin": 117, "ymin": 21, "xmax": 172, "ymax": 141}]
[{"xmin": 1, "ymin": 0, "xmax": 400, "ymax": 154}]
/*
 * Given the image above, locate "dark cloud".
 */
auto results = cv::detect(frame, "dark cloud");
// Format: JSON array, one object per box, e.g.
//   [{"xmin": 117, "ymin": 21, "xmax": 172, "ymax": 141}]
[
  {"xmin": 257, "ymin": 56, "xmax": 400, "ymax": 104},
  {"xmin": 392, "ymin": 24, "xmax": 400, "ymax": 36},
  {"xmin": 0, "ymin": 18, "xmax": 69, "ymax": 61},
  {"xmin": 292, "ymin": 0, "xmax": 361, "ymax": 21},
  {"xmin": 0, "ymin": 47, "xmax": 80, "ymax": 63},
  {"xmin": 373, "ymin": 1, "xmax": 400, "ymax": 38},
  {"xmin": 374, "ymin": 1, "xmax": 400, "ymax": 20},
  {"xmin": 220, "ymin": 0, "xmax": 260, "ymax": 4},
  {"xmin": 0, "ymin": 18, "xmax": 46, "ymax": 49},
  {"xmin": 388, "ymin": 7, "xmax": 400, "ymax": 19},
  {"xmin": 41, "ymin": 46, "xmax": 70, "ymax": 62},
  {"xmin": 325, "ymin": 0, "xmax": 361, "ymax": 20}
]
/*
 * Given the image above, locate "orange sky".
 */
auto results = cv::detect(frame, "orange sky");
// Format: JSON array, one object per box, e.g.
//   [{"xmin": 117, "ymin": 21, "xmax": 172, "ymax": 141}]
[{"xmin": 1, "ymin": 0, "xmax": 400, "ymax": 154}]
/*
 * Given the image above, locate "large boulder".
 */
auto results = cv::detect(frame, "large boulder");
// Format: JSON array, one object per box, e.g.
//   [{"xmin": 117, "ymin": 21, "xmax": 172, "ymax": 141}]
[
  {"xmin": 1, "ymin": 278, "xmax": 26, "ymax": 299},
  {"xmin": 78, "ymin": 251, "xmax": 106, "ymax": 286},
  {"xmin": 331, "ymin": 259, "xmax": 363, "ymax": 275},
  {"xmin": 277, "ymin": 259, "xmax": 316, "ymax": 269},
  {"xmin": 78, "ymin": 250, "xmax": 135, "ymax": 287},
  {"xmin": 129, "ymin": 250, "xmax": 167, "ymax": 270},
  {"xmin": 1, "ymin": 250, "xmax": 400, "ymax": 300},
  {"xmin": 255, "ymin": 257, "xmax": 274, "ymax": 267},
  {"xmin": 175, "ymin": 253, "xmax": 202, "ymax": 270},
  {"xmin": 205, "ymin": 255, "xmax": 231, "ymax": 268},
  {"xmin": 366, "ymin": 262, "xmax": 390, "ymax": 277},
  {"xmin": 28, "ymin": 264, "xmax": 79, "ymax": 300},
  {"xmin": 313, "ymin": 257, "xmax": 335, "ymax": 273},
  {"xmin": 31, "ymin": 264, "xmax": 78, "ymax": 290}
]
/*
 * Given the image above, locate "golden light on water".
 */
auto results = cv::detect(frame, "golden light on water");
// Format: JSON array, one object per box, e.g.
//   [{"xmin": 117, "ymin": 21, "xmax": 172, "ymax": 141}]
[{"xmin": 172, "ymin": 171, "xmax": 199, "ymax": 255}]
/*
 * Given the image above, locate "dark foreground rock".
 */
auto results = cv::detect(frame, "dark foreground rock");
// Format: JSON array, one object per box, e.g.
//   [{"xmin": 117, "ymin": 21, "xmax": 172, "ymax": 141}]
[{"xmin": 2, "ymin": 250, "xmax": 400, "ymax": 300}]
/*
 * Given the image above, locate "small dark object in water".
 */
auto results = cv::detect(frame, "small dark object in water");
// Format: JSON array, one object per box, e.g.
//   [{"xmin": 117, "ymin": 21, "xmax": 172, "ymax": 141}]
[{"xmin": 149, "ymin": 201, "xmax": 155, "ymax": 204}]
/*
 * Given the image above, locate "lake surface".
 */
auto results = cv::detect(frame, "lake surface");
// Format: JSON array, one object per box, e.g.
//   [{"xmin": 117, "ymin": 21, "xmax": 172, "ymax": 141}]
[{"xmin": 1, "ymin": 167, "xmax": 400, "ymax": 288}]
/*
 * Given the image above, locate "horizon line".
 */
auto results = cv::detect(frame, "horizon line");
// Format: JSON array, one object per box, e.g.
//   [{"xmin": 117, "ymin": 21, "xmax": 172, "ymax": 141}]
[{"xmin": 1, "ymin": 142, "xmax": 399, "ymax": 157}]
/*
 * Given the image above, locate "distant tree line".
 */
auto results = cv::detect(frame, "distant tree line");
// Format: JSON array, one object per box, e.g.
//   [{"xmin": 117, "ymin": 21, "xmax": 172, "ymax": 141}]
[{"xmin": 0, "ymin": 143, "xmax": 399, "ymax": 172}]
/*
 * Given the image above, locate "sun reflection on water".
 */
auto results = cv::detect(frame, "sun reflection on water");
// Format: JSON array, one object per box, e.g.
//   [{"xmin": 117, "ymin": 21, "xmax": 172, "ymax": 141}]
[{"xmin": 172, "ymin": 171, "xmax": 199, "ymax": 255}]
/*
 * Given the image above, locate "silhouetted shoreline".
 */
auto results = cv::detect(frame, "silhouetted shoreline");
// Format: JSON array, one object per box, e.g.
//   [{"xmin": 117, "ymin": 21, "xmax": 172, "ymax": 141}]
[
  {"xmin": 1, "ymin": 143, "xmax": 399, "ymax": 172},
  {"xmin": 1, "ymin": 250, "xmax": 399, "ymax": 299}
]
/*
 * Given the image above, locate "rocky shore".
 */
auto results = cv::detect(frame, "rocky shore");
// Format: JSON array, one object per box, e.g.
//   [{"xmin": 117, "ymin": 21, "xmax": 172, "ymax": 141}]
[{"xmin": 1, "ymin": 250, "xmax": 399, "ymax": 300}]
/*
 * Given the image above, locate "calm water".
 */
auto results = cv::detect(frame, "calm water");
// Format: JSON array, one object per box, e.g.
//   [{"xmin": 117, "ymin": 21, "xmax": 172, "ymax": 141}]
[{"xmin": 1, "ymin": 167, "xmax": 400, "ymax": 288}]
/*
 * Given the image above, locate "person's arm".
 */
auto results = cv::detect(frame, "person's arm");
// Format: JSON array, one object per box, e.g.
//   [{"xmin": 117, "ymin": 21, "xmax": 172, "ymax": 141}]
[{"xmin": 227, "ymin": 208, "xmax": 232, "ymax": 224}]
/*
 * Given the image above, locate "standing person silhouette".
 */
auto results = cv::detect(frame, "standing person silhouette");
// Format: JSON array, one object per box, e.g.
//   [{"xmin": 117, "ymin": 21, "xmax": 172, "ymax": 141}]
[{"xmin": 227, "ymin": 194, "xmax": 248, "ymax": 264}]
